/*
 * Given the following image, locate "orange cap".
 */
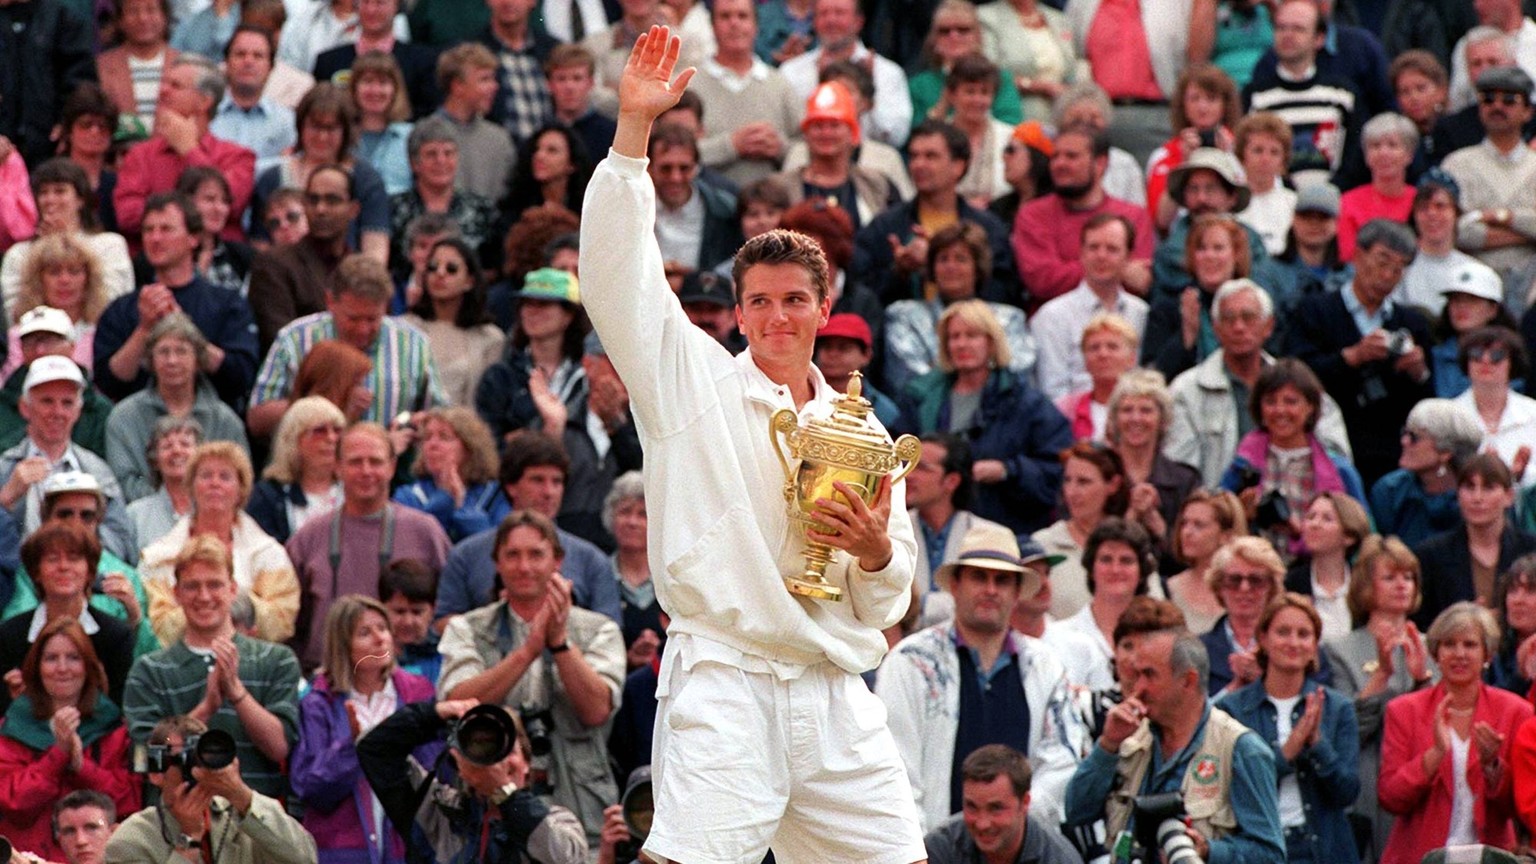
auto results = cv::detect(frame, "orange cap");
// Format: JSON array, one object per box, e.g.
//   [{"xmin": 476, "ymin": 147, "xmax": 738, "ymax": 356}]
[
  {"xmin": 1011, "ymin": 120, "xmax": 1053, "ymax": 156},
  {"xmin": 802, "ymin": 81, "xmax": 861, "ymax": 145}
]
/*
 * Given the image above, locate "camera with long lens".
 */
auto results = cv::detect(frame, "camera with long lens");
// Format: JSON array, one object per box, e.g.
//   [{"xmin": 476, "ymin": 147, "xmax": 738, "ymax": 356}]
[
  {"xmin": 1112, "ymin": 792, "xmax": 1201, "ymax": 864},
  {"xmin": 451, "ymin": 704, "xmax": 517, "ymax": 766},
  {"xmin": 518, "ymin": 705, "xmax": 556, "ymax": 795},
  {"xmin": 143, "ymin": 729, "xmax": 238, "ymax": 785},
  {"xmin": 613, "ymin": 766, "xmax": 652, "ymax": 864}
]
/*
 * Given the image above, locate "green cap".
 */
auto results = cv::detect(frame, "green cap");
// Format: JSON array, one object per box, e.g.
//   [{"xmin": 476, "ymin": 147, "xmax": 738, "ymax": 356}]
[{"xmin": 519, "ymin": 268, "xmax": 580, "ymax": 305}]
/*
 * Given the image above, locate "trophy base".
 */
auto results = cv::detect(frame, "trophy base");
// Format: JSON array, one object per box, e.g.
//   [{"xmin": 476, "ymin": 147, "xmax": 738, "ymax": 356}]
[{"xmin": 784, "ymin": 575, "xmax": 844, "ymax": 601}]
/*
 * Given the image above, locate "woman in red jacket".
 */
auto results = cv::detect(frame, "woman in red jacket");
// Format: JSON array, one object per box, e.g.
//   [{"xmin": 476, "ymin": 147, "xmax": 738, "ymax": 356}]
[
  {"xmin": 0, "ymin": 617, "xmax": 139, "ymax": 859},
  {"xmin": 1380, "ymin": 602, "xmax": 1533, "ymax": 864}
]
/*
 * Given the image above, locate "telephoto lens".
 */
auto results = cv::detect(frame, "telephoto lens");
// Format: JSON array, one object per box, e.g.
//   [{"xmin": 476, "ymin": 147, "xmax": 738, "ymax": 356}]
[
  {"xmin": 193, "ymin": 729, "xmax": 238, "ymax": 772},
  {"xmin": 453, "ymin": 705, "xmax": 517, "ymax": 766}
]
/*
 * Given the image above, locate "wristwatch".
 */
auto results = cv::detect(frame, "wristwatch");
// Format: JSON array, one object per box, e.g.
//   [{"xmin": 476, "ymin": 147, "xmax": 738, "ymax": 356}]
[
  {"xmin": 490, "ymin": 781, "xmax": 519, "ymax": 806},
  {"xmin": 173, "ymin": 833, "xmax": 199, "ymax": 851},
  {"xmin": 549, "ymin": 642, "xmax": 571, "ymax": 654}
]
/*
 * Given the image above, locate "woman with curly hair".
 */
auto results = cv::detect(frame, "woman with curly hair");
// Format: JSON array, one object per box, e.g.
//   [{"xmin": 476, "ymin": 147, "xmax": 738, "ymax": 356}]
[
  {"xmin": 504, "ymin": 125, "xmax": 593, "ymax": 225},
  {"xmin": 392, "ymin": 407, "xmax": 501, "ymax": 541},
  {"xmin": 2, "ymin": 232, "xmax": 110, "ymax": 379}
]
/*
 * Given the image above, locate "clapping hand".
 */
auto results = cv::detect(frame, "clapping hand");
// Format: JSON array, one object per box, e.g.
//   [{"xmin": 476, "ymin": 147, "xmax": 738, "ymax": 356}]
[
  {"xmin": 1280, "ymin": 690, "xmax": 1324, "ymax": 761},
  {"xmin": 51, "ymin": 706, "xmax": 83, "ymax": 771}
]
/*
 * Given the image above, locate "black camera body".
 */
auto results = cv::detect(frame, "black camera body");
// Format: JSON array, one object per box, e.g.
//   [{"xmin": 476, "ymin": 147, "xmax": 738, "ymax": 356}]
[
  {"xmin": 144, "ymin": 729, "xmax": 238, "ymax": 781},
  {"xmin": 1233, "ymin": 463, "xmax": 1291, "ymax": 530},
  {"xmin": 1119, "ymin": 792, "xmax": 1201, "ymax": 864},
  {"xmin": 518, "ymin": 705, "xmax": 556, "ymax": 795}
]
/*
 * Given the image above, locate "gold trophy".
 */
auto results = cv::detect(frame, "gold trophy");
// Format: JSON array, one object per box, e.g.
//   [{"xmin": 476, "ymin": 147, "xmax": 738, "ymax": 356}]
[{"xmin": 770, "ymin": 372, "xmax": 921, "ymax": 601}]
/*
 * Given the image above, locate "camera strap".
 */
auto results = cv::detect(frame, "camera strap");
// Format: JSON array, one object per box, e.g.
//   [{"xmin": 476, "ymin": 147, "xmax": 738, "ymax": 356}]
[{"xmin": 328, "ymin": 505, "xmax": 396, "ymax": 598}]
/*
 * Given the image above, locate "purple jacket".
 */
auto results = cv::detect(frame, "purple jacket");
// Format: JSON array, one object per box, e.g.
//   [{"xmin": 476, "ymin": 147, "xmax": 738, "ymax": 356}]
[{"xmin": 291, "ymin": 669, "xmax": 442, "ymax": 864}]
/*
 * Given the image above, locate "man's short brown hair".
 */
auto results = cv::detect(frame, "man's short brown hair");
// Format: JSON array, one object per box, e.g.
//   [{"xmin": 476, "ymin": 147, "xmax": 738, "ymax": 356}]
[
  {"xmin": 960, "ymin": 744, "xmax": 1032, "ymax": 798},
  {"xmin": 731, "ymin": 230, "xmax": 831, "ymax": 306},
  {"xmin": 437, "ymin": 43, "xmax": 497, "ymax": 94},
  {"xmin": 545, "ymin": 43, "xmax": 596, "ymax": 75},
  {"xmin": 330, "ymin": 254, "xmax": 394, "ymax": 304}
]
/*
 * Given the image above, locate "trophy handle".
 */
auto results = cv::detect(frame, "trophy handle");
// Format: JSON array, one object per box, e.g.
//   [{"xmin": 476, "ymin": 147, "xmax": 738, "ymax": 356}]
[
  {"xmin": 769, "ymin": 409, "xmax": 799, "ymax": 485},
  {"xmin": 889, "ymin": 434, "xmax": 922, "ymax": 485}
]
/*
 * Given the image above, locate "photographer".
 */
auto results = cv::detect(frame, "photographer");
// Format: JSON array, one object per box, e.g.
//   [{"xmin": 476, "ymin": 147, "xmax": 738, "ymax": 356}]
[
  {"xmin": 1285, "ymin": 218, "xmax": 1435, "ymax": 487},
  {"xmin": 1063, "ymin": 628, "xmax": 1285, "ymax": 864},
  {"xmin": 103, "ymin": 715, "xmax": 317, "ymax": 864},
  {"xmin": 355, "ymin": 699, "xmax": 587, "ymax": 864}
]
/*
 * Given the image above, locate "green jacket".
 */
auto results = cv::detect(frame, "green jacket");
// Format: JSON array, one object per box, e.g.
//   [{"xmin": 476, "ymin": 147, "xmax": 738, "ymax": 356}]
[
  {"xmin": 2, "ymin": 550, "xmax": 159, "ymax": 657},
  {"xmin": 0, "ymin": 361, "xmax": 112, "ymax": 455}
]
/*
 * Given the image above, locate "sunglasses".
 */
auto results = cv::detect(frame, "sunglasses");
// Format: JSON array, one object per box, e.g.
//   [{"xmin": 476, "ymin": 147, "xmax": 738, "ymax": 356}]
[
  {"xmin": 52, "ymin": 507, "xmax": 99, "ymax": 522},
  {"xmin": 935, "ymin": 24, "xmax": 974, "ymax": 35},
  {"xmin": 265, "ymin": 210, "xmax": 304, "ymax": 230},
  {"xmin": 1480, "ymin": 91, "xmax": 1526, "ymax": 107},
  {"xmin": 1222, "ymin": 573, "xmax": 1270, "ymax": 590},
  {"xmin": 1468, "ymin": 346, "xmax": 1510, "ymax": 364},
  {"xmin": 427, "ymin": 261, "xmax": 463, "ymax": 276}
]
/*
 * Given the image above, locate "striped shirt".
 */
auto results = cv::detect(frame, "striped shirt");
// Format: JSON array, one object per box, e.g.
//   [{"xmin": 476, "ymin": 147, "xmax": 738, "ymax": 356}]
[
  {"xmin": 250, "ymin": 312, "xmax": 447, "ymax": 422},
  {"xmin": 122, "ymin": 635, "xmax": 301, "ymax": 799}
]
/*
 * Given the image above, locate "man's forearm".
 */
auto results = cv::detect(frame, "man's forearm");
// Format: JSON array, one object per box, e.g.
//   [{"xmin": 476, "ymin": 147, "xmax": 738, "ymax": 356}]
[
  {"xmin": 108, "ymin": 328, "xmax": 150, "ymax": 384},
  {"xmin": 235, "ymin": 697, "xmax": 291, "ymax": 764},
  {"xmin": 447, "ymin": 642, "xmax": 539, "ymax": 704},
  {"xmin": 552, "ymin": 649, "xmax": 613, "ymax": 727}
]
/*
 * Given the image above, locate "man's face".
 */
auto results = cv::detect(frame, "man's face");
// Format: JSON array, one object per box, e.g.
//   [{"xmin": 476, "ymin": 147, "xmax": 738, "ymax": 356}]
[
  {"xmin": 47, "ymin": 491, "xmax": 102, "ymax": 530},
  {"xmin": 1354, "ymin": 242, "xmax": 1412, "ymax": 304},
  {"xmin": 339, "ymin": 431, "xmax": 394, "ymax": 509},
  {"xmin": 1048, "ymin": 132, "xmax": 1101, "ymax": 198},
  {"xmin": 1179, "ymin": 168, "xmax": 1238, "ymax": 216},
  {"xmin": 56, "ymin": 805, "xmax": 114, "ymax": 864},
  {"xmin": 120, "ymin": 0, "xmax": 166, "ymax": 45},
  {"xmin": 1273, "ymin": 1, "xmax": 1322, "ymax": 66},
  {"xmin": 225, "ymin": 31, "xmax": 273, "ymax": 92},
  {"xmin": 649, "ymin": 142, "xmax": 699, "ymax": 210},
  {"xmin": 547, "ymin": 65, "xmax": 594, "ymax": 114},
  {"xmin": 813, "ymin": 336, "xmax": 870, "ymax": 382},
  {"xmin": 384, "ymin": 593, "xmax": 434, "ymax": 648},
  {"xmin": 735, "ymin": 263, "xmax": 831, "ymax": 369},
  {"xmin": 266, "ymin": 197, "xmax": 309, "ymax": 245},
  {"xmin": 496, "ymin": 524, "xmax": 563, "ymax": 605},
  {"xmin": 713, "ymin": 0, "xmax": 756, "ymax": 54},
  {"xmin": 328, "ymin": 292, "xmax": 387, "ymax": 350},
  {"xmin": 1080, "ymin": 220, "xmax": 1130, "ymax": 288},
  {"xmin": 507, "ymin": 464, "xmax": 566, "ymax": 517},
  {"xmin": 22, "ymin": 380, "xmax": 83, "ymax": 449},
  {"xmin": 412, "ymin": 140, "xmax": 460, "ymax": 192},
  {"xmin": 455, "ymin": 66, "xmax": 500, "ymax": 115},
  {"xmin": 905, "ymin": 441, "xmax": 955, "ymax": 510},
  {"xmin": 305, "ymin": 169, "xmax": 359, "ymax": 242},
  {"xmin": 1211, "ymin": 287, "xmax": 1274, "ymax": 359},
  {"xmin": 961, "ymin": 775, "xmax": 1029, "ymax": 859},
  {"xmin": 1127, "ymin": 632, "xmax": 1187, "ymax": 726},
  {"xmin": 358, "ymin": 0, "xmax": 397, "ymax": 36},
  {"xmin": 1467, "ymin": 40, "xmax": 1513, "ymax": 87},
  {"xmin": 1478, "ymin": 88, "xmax": 1533, "ymax": 135},
  {"xmin": 174, "ymin": 560, "xmax": 237, "ymax": 634},
  {"xmin": 142, "ymin": 205, "xmax": 199, "ymax": 272},
  {"xmin": 951, "ymin": 565, "xmax": 1021, "ymax": 636},
  {"xmin": 813, "ymin": 0, "xmax": 861, "ymax": 47},
  {"xmin": 907, "ymin": 133, "xmax": 965, "ymax": 197},
  {"xmin": 20, "ymin": 332, "xmax": 73, "ymax": 366},
  {"xmin": 158, "ymin": 63, "xmax": 210, "ymax": 119}
]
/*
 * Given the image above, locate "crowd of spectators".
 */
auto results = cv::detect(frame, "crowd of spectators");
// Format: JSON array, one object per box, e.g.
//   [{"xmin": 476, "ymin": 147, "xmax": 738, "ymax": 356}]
[{"xmin": 9, "ymin": 0, "xmax": 1536, "ymax": 860}]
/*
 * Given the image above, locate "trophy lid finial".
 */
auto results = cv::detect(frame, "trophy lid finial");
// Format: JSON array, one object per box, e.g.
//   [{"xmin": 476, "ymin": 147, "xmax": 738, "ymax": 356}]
[{"xmin": 847, "ymin": 371, "xmax": 863, "ymax": 400}]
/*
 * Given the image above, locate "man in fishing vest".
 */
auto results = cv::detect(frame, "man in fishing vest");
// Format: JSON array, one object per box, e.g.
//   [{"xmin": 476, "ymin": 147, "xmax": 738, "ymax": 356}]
[{"xmin": 1062, "ymin": 629, "xmax": 1285, "ymax": 863}]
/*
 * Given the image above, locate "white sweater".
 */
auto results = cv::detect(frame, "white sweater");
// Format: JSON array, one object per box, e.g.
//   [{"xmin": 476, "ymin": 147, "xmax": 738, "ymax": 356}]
[
  {"xmin": 578, "ymin": 152, "xmax": 918, "ymax": 674},
  {"xmin": 876, "ymin": 625, "xmax": 1086, "ymax": 831}
]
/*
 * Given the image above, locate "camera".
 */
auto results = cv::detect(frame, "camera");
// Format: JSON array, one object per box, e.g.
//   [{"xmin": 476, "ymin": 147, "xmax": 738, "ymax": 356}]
[
  {"xmin": 1114, "ymin": 792, "xmax": 1200, "ymax": 864},
  {"xmin": 144, "ymin": 729, "xmax": 238, "ymax": 783},
  {"xmin": 1198, "ymin": 128, "xmax": 1218, "ymax": 148},
  {"xmin": 519, "ymin": 706, "xmax": 556, "ymax": 795},
  {"xmin": 1233, "ymin": 464, "xmax": 1262, "ymax": 492},
  {"xmin": 451, "ymin": 704, "xmax": 517, "ymax": 767},
  {"xmin": 614, "ymin": 766, "xmax": 653, "ymax": 864},
  {"xmin": 1252, "ymin": 489, "xmax": 1291, "ymax": 531},
  {"xmin": 1384, "ymin": 328, "xmax": 1416, "ymax": 357}
]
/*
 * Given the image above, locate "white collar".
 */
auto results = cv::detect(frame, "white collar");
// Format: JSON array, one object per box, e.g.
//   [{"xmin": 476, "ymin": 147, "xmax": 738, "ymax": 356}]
[{"xmin": 28, "ymin": 603, "xmax": 99, "ymax": 642}]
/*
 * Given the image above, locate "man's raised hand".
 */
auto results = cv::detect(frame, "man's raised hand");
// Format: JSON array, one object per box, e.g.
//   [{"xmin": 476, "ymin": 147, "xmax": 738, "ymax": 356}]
[{"xmin": 614, "ymin": 26, "xmax": 697, "ymax": 158}]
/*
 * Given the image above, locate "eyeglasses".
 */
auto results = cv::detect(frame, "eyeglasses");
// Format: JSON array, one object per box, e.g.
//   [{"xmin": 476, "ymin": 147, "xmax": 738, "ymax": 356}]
[
  {"xmin": 1468, "ymin": 346, "xmax": 1510, "ymax": 364},
  {"xmin": 52, "ymin": 507, "xmax": 99, "ymax": 523},
  {"xmin": 1480, "ymin": 91, "xmax": 1526, "ymax": 107},
  {"xmin": 426, "ymin": 261, "xmax": 463, "ymax": 276},
  {"xmin": 306, "ymin": 423, "xmax": 343, "ymax": 437},
  {"xmin": 1216, "ymin": 309, "xmax": 1263, "ymax": 325},
  {"xmin": 265, "ymin": 210, "xmax": 304, "ymax": 230},
  {"xmin": 1222, "ymin": 573, "xmax": 1271, "ymax": 590},
  {"xmin": 935, "ymin": 24, "xmax": 974, "ymax": 35}
]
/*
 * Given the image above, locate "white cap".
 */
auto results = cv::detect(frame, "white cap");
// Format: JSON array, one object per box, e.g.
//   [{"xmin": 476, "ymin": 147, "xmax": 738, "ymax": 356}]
[
  {"xmin": 23, "ymin": 355, "xmax": 85, "ymax": 393},
  {"xmin": 41, "ymin": 470, "xmax": 102, "ymax": 500},
  {"xmin": 1440, "ymin": 259, "xmax": 1504, "ymax": 304},
  {"xmin": 16, "ymin": 306, "xmax": 74, "ymax": 340}
]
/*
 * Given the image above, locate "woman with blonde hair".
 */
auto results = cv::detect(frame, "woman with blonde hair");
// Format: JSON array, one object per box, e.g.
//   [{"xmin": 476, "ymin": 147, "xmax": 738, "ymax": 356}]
[
  {"xmin": 2, "ymin": 232, "xmax": 109, "ymax": 379},
  {"xmin": 1053, "ymin": 312, "xmax": 1138, "ymax": 442},
  {"xmin": 1164, "ymin": 489, "xmax": 1248, "ymax": 633},
  {"xmin": 1201, "ymin": 536, "xmax": 1287, "ymax": 694},
  {"xmin": 392, "ymin": 407, "xmax": 501, "ymax": 541},
  {"xmin": 900, "ymin": 299, "xmax": 1073, "ymax": 535},
  {"xmin": 1106, "ymin": 368, "xmax": 1199, "ymax": 542},
  {"xmin": 1143, "ymin": 222, "xmax": 1255, "ymax": 381},
  {"xmin": 295, "ymin": 340, "xmax": 374, "ymax": 423},
  {"xmin": 1322, "ymin": 534, "xmax": 1433, "ymax": 861},
  {"xmin": 247, "ymin": 397, "xmax": 347, "ymax": 543},
  {"xmin": 1287, "ymin": 491, "xmax": 1373, "ymax": 641},
  {"xmin": 291, "ymin": 594, "xmax": 438, "ymax": 863},
  {"xmin": 141, "ymin": 441, "xmax": 300, "ymax": 644},
  {"xmin": 0, "ymin": 158, "xmax": 133, "ymax": 317}
]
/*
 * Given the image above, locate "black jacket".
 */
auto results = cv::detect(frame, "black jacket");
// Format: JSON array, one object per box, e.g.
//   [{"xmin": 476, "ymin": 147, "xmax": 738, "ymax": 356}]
[
  {"xmin": 1413, "ymin": 523, "xmax": 1536, "ymax": 629},
  {"xmin": 314, "ymin": 41, "xmax": 441, "ymax": 120},
  {"xmin": 0, "ymin": 0, "xmax": 95, "ymax": 167},
  {"xmin": 0, "ymin": 607, "xmax": 133, "ymax": 714},
  {"xmin": 246, "ymin": 479, "xmax": 310, "ymax": 545},
  {"xmin": 853, "ymin": 196, "xmax": 1017, "ymax": 306}
]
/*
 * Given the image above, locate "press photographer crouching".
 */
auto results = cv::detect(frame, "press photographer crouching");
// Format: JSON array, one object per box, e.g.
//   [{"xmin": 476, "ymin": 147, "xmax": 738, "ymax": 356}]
[
  {"xmin": 1062, "ymin": 629, "xmax": 1285, "ymax": 863},
  {"xmin": 356, "ymin": 699, "xmax": 587, "ymax": 864},
  {"xmin": 103, "ymin": 715, "xmax": 318, "ymax": 864}
]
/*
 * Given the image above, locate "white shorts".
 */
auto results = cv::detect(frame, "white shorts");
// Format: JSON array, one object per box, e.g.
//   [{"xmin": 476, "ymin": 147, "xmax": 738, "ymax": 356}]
[{"xmin": 642, "ymin": 635, "xmax": 926, "ymax": 864}]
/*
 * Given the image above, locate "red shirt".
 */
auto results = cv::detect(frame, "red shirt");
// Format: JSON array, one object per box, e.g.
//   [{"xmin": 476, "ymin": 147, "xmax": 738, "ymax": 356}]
[
  {"xmin": 1012, "ymin": 193, "xmax": 1155, "ymax": 312},
  {"xmin": 1337, "ymin": 183, "xmax": 1415, "ymax": 261},
  {"xmin": 1085, "ymin": 0, "xmax": 1163, "ymax": 101},
  {"xmin": 112, "ymin": 132, "xmax": 256, "ymax": 242}
]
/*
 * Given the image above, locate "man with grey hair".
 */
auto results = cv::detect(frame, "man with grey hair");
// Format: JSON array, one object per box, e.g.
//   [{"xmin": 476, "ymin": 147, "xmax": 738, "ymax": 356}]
[
  {"xmin": 1447, "ymin": 0, "xmax": 1536, "ymax": 111},
  {"xmin": 1167, "ymin": 278, "xmax": 1352, "ymax": 484},
  {"xmin": 1064, "ymin": 628, "xmax": 1285, "ymax": 864},
  {"xmin": 113, "ymin": 55, "xmax": 256, "ymax": 244},
  {"xmin": 387, "ymin": 117, "xmax": 500, "ymax": 279},
  {"xmin": 1431, "ymin": 29, "xmax": 1536, "ymax": 157},
  {"xmin": 1287, "ymin": 218, "xmax": 1434, "ymax": 485},
  {"xmin": 1442, "ymin": 66, "xmax": 1536, "ymax": 289}
]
